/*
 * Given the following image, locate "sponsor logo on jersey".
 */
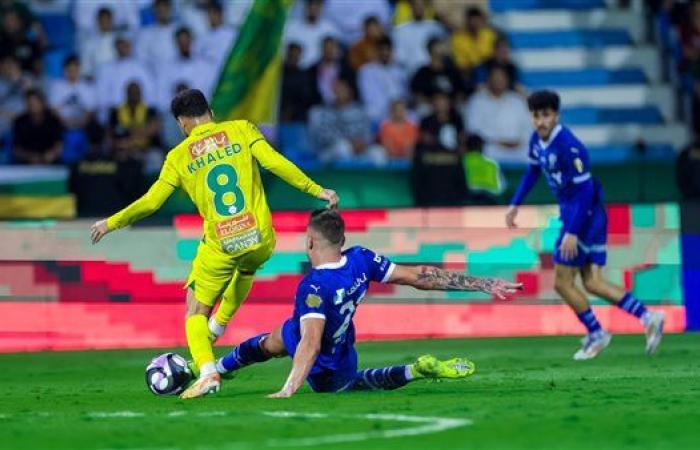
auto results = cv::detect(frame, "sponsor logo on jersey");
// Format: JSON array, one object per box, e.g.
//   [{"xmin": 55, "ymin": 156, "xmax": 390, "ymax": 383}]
[
  {"xmin": 347, "ymin": 273, "xmax": 368, "ymax": 296},
  {"xmin": 215, "ymin": 213, "xmax": 256, "ymax": 239},
  {"xmin": 188, "ymin": 131, "xmax": 230, "ymax": 159},
  {"xmin": 221, "ymin": 228, "xmax": 261, "ymax": 254},
  {"xmin": 574, "ymin": 158, "xmax": 584, "ymax": 173},
  {"xmin": 305, "ymin": 294, "xmax": 322, "ymax": 308}
]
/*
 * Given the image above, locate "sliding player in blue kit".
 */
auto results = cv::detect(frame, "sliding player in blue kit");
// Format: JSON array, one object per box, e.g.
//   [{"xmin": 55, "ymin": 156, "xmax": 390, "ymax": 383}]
[
  {"xmin": 505, "ymin": 90, "xmax": 665, "ymax": 360},
  {"xmin": 199, "ymin": 209, "xmax": 522, "ymax": 398}
]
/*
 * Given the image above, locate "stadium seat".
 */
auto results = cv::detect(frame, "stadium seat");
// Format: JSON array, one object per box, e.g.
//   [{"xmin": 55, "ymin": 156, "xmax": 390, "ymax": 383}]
[{"xmin": 38, "ymin": 14, "xmax": 75, "ymax": 50}]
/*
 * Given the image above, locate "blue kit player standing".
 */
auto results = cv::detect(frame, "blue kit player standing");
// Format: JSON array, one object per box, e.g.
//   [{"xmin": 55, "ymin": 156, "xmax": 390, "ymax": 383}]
[
  {"xmin": 198, "ymin": 209, "xmax": 521, "ymax": 397},
  {"xmin": 505, "ymin": 90, "xmax": 665, "ymax": 360}
]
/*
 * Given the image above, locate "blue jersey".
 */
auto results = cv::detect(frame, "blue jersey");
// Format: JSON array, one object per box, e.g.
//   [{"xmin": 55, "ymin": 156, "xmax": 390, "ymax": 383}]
[
  {"xmin": 526, "ymin": 124, "xmax": 603, "ymax": 207},
  {"xmin": 283, "ymin": 246, "xmax": 394, "ymax": 372},
  {"xmin": 513, "ymin": 124, "xmax": 608, "ymax": 267}
]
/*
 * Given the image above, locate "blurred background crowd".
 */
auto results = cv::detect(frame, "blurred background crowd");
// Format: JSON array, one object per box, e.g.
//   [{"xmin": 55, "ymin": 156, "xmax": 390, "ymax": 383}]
[{"xmin": 1, "ymin": 0, "xmax": 699, "ymax": 211}]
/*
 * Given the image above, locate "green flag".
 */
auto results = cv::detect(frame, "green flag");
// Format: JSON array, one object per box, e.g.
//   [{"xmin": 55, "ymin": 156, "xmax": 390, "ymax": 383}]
[{"xmin": 211, "ymin": 0, "xmax": 291, "ymax": 124}]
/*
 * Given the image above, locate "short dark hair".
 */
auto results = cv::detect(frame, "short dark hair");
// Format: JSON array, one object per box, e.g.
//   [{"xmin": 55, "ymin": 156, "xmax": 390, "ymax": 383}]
[
  {"xmin": 426, "ymin": 36, "xmax": 442, "ymax": 53},
  {"xmin": 466, "ymin": 6, "xmax": 484, "ymax": 18},
  {"xmin": 175, "ymin": 26, "xmax": 192, "ymax": 39},
  {"xmin": 207, "ymin": 0, "xmax": 223, "ymax": 13},
  {"xmin": 63, "ymin": 54, "xmax": 79, "ymax": 68},
  {"xmin": 25, "ymin": 88, "xmax": 45, "ymax": 102},
  {"xmin": 527, "ymin": 90, "xmax": 560, "ymax": 112},
  {"xmin": 309, "ymin": 209, "xmax": 345, "ymax": 246},
  {"xmin": 363, "ymin": 15, "xmax": 380, "ymax": 28},
  {"xmin": 170, "ymin": 89, "xmax": 210, "ymax": 118},
  {"xmin": 377, "ymin": 35, "xmax": 393, "ymax": 49},
  {"xmin": 97, "ymin": 6, "xmax": 113, "ymax": 18}
]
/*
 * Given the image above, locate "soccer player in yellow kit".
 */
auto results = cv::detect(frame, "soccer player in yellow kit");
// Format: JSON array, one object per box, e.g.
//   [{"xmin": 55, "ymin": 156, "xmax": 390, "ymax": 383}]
[{"xmin": 89, "ymin": 89, "xmax": 338, "ymax": 399}]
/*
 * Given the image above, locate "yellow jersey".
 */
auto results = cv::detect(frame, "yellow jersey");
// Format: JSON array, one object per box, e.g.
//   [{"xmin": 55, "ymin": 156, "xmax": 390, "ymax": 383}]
[{"xmin": 107, "ymin": 120, "xmax": 323, "ymax": 256}]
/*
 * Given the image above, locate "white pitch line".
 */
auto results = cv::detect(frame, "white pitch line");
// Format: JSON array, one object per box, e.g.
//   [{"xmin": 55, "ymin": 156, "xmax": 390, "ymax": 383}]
[
  {"xmin": 87, "ymin": 411, "xmax": 145, "ymax": 419},
  {"xmin": 262, "ymin": 411, "xmax": 471, "ymax": 448}
]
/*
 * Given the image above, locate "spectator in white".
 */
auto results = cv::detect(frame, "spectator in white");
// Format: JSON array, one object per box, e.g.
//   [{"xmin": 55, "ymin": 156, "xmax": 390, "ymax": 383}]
[
  {"xmin": 79, "ymin": 7, "xmax": 117, "ymax": 79},
  {"xmin": 308, "ymin": 78, "xmax": 386, "ymax": 166},
  {"xmin": 12, "ymin": 89, "xmax": 64, "ymax": 165},
  {"xmin": 194, "ymin": 1, "xmax": 237, "ymax": 72},
  {"xmin": 284, "ymin": 0, "xmax": 339, "ymax": 69},
  {"xmin": 392, "ymin": 0, "xmax": 445, "ymax": 76},
  {"xmin": 95, "ymin": 35, "xmax": 156, "ymax": 116},
  {"xmin": 309, "ymin": 36, "xmax": 356, "ymax": 106},
  {"xmin": 137, "ymin": 0, "xmax": 179, "ymax": 73},
  {"xmin": 49, "ymin": 55, "xmax": 97, "ymax": 131},
  {"xmin": 464, "ymin": 64, "xmax": 531, "ymax": 164},
  {"xmin": 358, "ymin": 36, "xmax": 407, "ymax": 125},
  {"xmin": 178, "ymin": 0, "xmax": 212, "ymax": 38},
  {"xmin": 224, "ymin": 0, "xmax": 254, "ymax": 29},
  {"xmin": 73, "ymin": 0, "xmax": 141, "ymax": 35},
  {"xmin": 0, "ymin": 54, "xmax": 36, "ymax": 137},
  {"xmin": 322, "ymin": 0, "xmax": 390, "ymax": 45},
  {"xmin": 411, "ymin": 37, "xmax": 467, "ymax": 110},
  {"xmin": 156, "ymin": 27, "xmax": 215, "ymax": 111}
]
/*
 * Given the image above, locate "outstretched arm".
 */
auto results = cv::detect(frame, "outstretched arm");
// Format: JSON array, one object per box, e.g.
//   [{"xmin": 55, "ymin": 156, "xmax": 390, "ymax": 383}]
[
  {"xmin": 90, "ymin": 179, "xmax": 175, "ymax": 244},
  {"xmin": 250, "ymin": 138, "xmax": 338, "ymax": 209},
  {"xmin": 268, "ymin": 318, "xmax": 325, "ymax": 398},
  {"xmin": 388, "ymin": 264, "xmax": 522, "ymax": 300}
]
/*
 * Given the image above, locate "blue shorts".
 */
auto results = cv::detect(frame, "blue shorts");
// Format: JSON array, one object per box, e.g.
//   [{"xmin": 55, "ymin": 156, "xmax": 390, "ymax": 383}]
[
  {"xmin": 281, "ymin": 319, "xmax": 358, "ymax": 393},
  {"xmin": 554, "ymin": 206, "xmax": 608, "ymax": 267}
]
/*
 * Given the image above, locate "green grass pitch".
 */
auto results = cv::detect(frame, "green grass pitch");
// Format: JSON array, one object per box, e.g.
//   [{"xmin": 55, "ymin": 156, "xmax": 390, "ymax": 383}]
[{"xmin": 1, "ymin": 334, "xmax": 699, "ymax": 450}]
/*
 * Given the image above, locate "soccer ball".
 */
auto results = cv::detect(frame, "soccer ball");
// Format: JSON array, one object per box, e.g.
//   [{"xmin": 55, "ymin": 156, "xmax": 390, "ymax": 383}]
[{"xmin": 145, "ymin": 352, "xmax": 193, "ymax": 396}]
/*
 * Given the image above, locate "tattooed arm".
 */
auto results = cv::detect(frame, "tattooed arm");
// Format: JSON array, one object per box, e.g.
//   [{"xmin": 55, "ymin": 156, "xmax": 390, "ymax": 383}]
[{"xmin": 388, "ymin": 265, "xmax": 523, "ymax": 299}]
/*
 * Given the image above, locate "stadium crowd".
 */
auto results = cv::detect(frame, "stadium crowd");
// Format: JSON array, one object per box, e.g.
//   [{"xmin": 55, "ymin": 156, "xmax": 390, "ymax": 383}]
[{"xmin": 0, "ymin": 0, "xmax": 528, "ymax": 183}]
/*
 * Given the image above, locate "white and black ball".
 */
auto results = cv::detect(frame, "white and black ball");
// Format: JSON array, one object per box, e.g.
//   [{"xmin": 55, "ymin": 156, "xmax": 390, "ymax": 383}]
[{"xmin": 145, "ymin": 352, "xmax": 193, "ymax": 396}]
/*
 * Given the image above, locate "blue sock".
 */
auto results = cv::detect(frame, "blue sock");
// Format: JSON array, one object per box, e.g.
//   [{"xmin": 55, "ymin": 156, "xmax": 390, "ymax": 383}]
[
  {"xmin": 576, "ymin": 308, "xmax": 603, "ymax": 334},
  {"xmin": 217, "ymin": 333, "xmax": 270, "ymax": 373},
  {"xmin": 351, "ymin": 366, "xmax": 411, "ymax": 391},
  {"xmin": 617, "ymin": 292, "xmax": 648, "ymax": 319}
]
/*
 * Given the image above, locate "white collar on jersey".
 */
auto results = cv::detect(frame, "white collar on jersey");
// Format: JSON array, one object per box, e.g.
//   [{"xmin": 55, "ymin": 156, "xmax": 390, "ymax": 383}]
[
  {"xmin": 314, "ymin": 256, "xmax": 347, "ymax": 270},
  {"xmin": 538, "ymin": 124, "xmax": 563, "ymax": 150}
]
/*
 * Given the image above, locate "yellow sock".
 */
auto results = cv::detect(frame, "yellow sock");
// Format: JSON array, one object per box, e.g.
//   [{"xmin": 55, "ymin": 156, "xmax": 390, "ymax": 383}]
[
  {"xmin": 185, "ymin": 314, "xmax": 215, "ymax": 370},
  {"xmin": 214, "ymin": 271, "xmax": 255, "ymax": 326}
]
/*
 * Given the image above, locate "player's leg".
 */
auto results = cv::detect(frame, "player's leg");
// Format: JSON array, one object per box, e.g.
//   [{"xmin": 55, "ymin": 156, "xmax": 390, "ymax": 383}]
[
  {"xmin": 347, "ymin": 355, "xmax": 476, "ymax": 392},
  {"xmin": 581, "ymin": 264, "xmax": 665, "ymax": 355},
  {"xmin": 181, "ymin": 288, "xmax": 221, "ymax": 399},
  {"xmin": 554, "ymin": 264, "xmax": 611, "ymax": 360},
  {"xmin": 180, "ymin": 244, "xmax": 236, "ymax": 399},
  {"xmin": 209, "ymin": 240, "xmax": 275, "ymax": 339},
  {"xmin": 216, "ymin": 324, "xmax": 287, "ymax": 376}
]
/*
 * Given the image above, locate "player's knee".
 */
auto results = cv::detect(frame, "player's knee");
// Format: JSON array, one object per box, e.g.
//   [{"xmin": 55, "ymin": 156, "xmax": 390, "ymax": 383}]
[
  {"xmin": 260, "ymin": 333, "xmax": 286, "ymax": 358},
  {"xmin": 582, "ymin": 277, "xmax": 603, "ymax": 296},
  {"xmin": 554, "ymin": 276, "xmax": 573, "ymax": 295}
]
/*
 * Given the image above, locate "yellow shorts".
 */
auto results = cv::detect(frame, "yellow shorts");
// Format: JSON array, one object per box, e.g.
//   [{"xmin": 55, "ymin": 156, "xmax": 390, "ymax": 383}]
[{"xmin": 185, "ymin": 235, "xmax": 275, "ymax": 307}]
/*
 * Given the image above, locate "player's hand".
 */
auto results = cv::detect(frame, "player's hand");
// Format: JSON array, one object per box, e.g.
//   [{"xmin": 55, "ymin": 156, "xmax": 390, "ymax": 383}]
[
  {"xmin": 267, "ymin": 388, "xmax": 295, "ymax": 399},
  {"xmin": 505, "ymin": 206, "xmax": 519, "ymax": 229},
  {"xmin": 318, "ymin": 188, "xmax": 339, "ymax": 209},
  {"xmin": 485, "ymin": 279, "xmax": 524, "ymax": 300},
  {"xmin": 560, "ymin": 233, "xmax": 579, "ymax": 261},
  {"xmin": 90, "ymin": 219, "xmax": 110, "ymax": 244}
]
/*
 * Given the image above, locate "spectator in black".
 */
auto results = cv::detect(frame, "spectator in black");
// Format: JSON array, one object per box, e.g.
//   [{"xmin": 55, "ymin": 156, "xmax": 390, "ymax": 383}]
[
  {"xmin": 677, "ymin": 140, "xmax": 700, "ymax": 199},
  {"xmin": 412, "ymin": 91, "xmax": 468, "ymax": 206},
  {"xmin": 410, "ymin": 37, "xmax": 468, "ymax": 111},
  {"xmin": 12, "ymin": 89, "xmax": 65, "ymax": 165},
  {"xmin": 0, "ymin": 9, "xmax": 43, "ymax": 77},
  {"xmin": 480, "ymin": 35, "xmax": 523, "ymax": 93},
  {"xmin": 280, "ymin": 42, "xmax": 317, "ymax": 122},
  {"xmin": 309, "ymin": 36, "xmax": 356, "ymax": 106}
]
